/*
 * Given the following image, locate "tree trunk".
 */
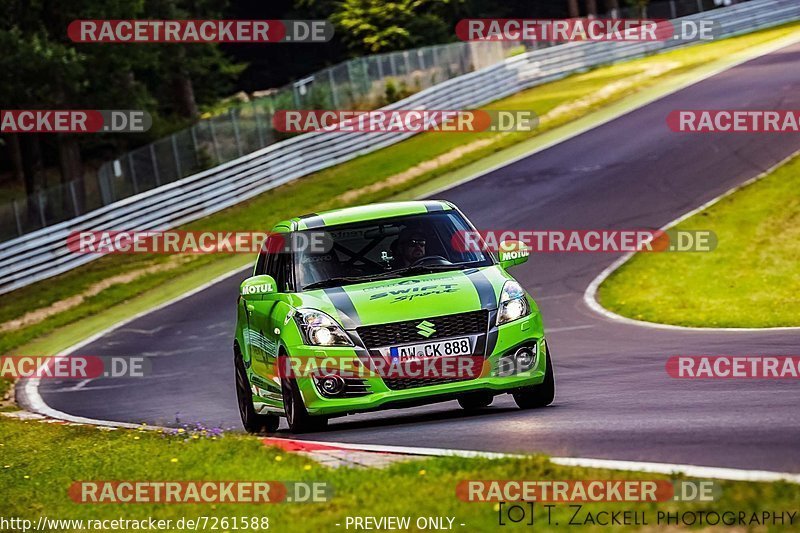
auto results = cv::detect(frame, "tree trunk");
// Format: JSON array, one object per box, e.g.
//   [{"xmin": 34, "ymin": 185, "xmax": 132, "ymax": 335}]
[
  {"xmin": 567, "ymin": 0, "xmax": 580, "ymax": 17},
  {"xmin": 57, "ymin": 134, "xmax": 84, "ymax": 215},
  {"xmin": 173, "ymin": 47, "xmax": 199, "ymax": 119},
  {"xmin": 21, "ymin": 134, "xmax": 45, "ymax": 221},
  {"xmin": 6, "ymin": 134, "xmax": 24, "ymax": 188}
]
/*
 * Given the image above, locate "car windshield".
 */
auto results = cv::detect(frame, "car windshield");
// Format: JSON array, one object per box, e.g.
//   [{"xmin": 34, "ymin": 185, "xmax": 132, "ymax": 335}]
[{"xmin": 295, "ymin": 210, "xmax": 492, "ymax": 291}]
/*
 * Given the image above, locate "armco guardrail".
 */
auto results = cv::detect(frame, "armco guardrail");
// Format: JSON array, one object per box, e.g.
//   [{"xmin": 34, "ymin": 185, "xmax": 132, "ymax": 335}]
[{"xmin": 1, "ymin": 0, "xmax": 798, "ymax": 296}]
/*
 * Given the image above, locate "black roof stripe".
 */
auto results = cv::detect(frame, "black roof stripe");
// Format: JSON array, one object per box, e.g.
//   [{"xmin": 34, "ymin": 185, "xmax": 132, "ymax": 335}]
[
  {"xmin": 301, "ymin": 215, "xmax": 326, "ymax": 229},
  {"xmin": 424, "ymin": 201, "xmax": 445, "ymax": 212}
]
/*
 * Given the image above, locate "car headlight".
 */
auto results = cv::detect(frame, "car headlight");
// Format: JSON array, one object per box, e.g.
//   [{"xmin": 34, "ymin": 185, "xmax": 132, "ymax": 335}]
[
  {"xmin": 294, "ymin": 309, "xmax": 353, "ymax": 346},
  {"xmin": 496, "ymin": 280, "xmax": 530, "ymax": 326}
]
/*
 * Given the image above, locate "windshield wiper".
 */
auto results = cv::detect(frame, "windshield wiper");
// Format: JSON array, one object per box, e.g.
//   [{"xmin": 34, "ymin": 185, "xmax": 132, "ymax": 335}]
[
  {"xmin": 302, "ymin": 263, "xmax": 479, "ymax": 291},
  {"xmin": 302, "ymin": 277, "xmax": 366, "ymax": 291},
  {"xmin": 388, "ymin": 262, "xmax": 476, "ymax": 277},
  {"xmin": 302, "ymin": 272, "xmax": 403, "ymax": 291}
]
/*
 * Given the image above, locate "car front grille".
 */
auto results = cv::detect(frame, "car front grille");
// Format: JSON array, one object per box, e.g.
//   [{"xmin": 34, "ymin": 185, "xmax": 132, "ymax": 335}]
[
  {"xmin": 382, "ymin": 376, "xmax": 472, "ymax": 391},
  {"xmin": 356, "ymin": 310, "xmax": 488, "ymax": 349}
]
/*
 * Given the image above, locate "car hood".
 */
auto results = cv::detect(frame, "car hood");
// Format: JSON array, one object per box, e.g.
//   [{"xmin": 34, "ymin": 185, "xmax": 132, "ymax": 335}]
[{"xmin": 295, "ymin": 266, "xmax": 510, "ymax": 328}]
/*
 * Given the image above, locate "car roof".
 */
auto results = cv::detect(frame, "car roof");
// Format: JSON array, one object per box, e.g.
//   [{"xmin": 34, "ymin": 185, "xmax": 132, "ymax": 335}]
[{"xmin": 272, "ymin": 200, "xmax": 455, "ymax": 232}]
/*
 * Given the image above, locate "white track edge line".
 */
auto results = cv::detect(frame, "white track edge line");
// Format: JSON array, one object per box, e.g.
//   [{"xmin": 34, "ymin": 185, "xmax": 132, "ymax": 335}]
[
  {"xmin": 583, "ymin": 148, "xmax": 800, "ymax": 332},
  {"xmin": 18, "ymin": 265, "xmax": 251, "ymax": 426},
  {"xmin": 268, "ymin": 437, "xmax": 800, "ymax": 483}
]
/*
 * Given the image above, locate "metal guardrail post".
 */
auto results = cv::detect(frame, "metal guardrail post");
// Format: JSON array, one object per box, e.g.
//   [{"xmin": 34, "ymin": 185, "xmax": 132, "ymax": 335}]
[
  {"xmin": 191, "ymin": 125, "xmax": 200, "ymax": 167},
  {"xmin": 37, "ymin": 191, "xmax": 46, "ymax": 227},
  {"xmin": 128, "ymin": 153, "xmax": 139, "ymax": 194},
  {"xmin": 68, "ymin": 181, "xmax": 80, "ymax": 216},
  {"xmin": 150, "ymin": 144, "xmax": 161, "ymax": 186},
  {"xmin": 253, "ymin": 101, "xmax": 266, "ymax": 147},
  {"xmin": 697, "ymin": 0, "xmax": 704, "ymax": 12},
  {"xmin": 361, "ymin": 57, "xmax": 370, "ymax": 93},
  {"xmin": 12, "ymin": 199, "xmax": 22, "ymax": 236},
  {"xmin": 670, "ymin": 0, "xmax": 678, "ymax": 18},
  {"xmin": 171, "ymin": 134, "xmax": 182, "ymax": 178},
  {"xmin": 231, "ymin": 108, "xmax": 243, "ymax": 157},
  {"xmin": 328, "ymin": 69, "xmax": 340, "ymax": 108},
  {"xmin": 209, "ymin": 120, "xmax": 222, "ymax": 163}
]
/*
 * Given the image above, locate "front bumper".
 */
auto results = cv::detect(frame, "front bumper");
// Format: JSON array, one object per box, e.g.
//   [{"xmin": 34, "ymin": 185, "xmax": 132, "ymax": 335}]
[{"xmin": 286, "ymin": 312, "xmax": 547, "ymax": 417}]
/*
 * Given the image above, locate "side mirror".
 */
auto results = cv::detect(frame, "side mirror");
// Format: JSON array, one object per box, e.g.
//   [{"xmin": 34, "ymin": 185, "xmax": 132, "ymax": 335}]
[
  {"xmin": 498, "ymin": 240, "xmax": 529, "ymax": 269},
  {"xmin": 240, "ymin": 275, "xmax": 277, "ymax": 299}
]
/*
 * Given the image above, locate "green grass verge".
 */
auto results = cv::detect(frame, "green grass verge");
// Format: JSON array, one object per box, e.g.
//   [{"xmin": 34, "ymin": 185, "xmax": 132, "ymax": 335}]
[
  {"xmin": 598, "ymin": 153, "xmax": 800, "ymax": 328},
  {"xmin": 1, "ymin": 416, "xmax": 798, "ymax": 531},
  {"xmin": 1, "ymin": 22, "xmax": 799, "ymax": 396}
]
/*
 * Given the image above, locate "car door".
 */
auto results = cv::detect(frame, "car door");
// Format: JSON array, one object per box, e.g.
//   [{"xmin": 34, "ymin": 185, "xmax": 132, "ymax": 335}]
[{"xmin": 245, "ymin": 238, "xmax": 284, "ymax": 405}]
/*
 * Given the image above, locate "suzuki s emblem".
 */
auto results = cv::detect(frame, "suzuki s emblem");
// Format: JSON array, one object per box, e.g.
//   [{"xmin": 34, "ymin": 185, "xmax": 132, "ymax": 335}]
[{"xmin": 416, "ymin": 320, "xmax": 436, "ymax": 337}]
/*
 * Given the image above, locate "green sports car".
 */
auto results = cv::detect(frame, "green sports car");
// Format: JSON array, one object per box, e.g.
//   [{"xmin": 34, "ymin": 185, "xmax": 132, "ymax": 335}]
[{"xmin": 233, "ymin": 200, "xmax": 554, "ymax": 433}]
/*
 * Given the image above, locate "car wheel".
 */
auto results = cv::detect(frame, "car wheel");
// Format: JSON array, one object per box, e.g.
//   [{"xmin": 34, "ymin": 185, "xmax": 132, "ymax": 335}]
[
  {"xmin": 280, "ymin": 373, "xmax": 328, "ymax": 434},
  {"xmin": 458, "ymin": 391, "xmax": 494, "ymax": 410},
  {"xmin": 513, "ymin": 346, "xmax": 555, "ymax": 409},
  {"xmin": 234, "ymin": 350, "xmax": 280, "ymax": 434}
]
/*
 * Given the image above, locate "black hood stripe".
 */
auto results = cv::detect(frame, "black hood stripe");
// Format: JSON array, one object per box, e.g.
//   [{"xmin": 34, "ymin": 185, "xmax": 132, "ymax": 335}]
[
  {"xmin": 464, "ymin": 269, "xmax": 499, "ymax": 357},
  {"xmin": 324, "ymin": 287, "xmax": 361, "ymax": 328},
  {"xmin": 464, "ymin": 269, "xmax": 497, "ymax": 311}
]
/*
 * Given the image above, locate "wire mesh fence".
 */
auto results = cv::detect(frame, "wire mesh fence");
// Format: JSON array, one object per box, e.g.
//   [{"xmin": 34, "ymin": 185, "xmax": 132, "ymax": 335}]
[{"xmin": 1, "ymin": 0, "xmax": 747, "ymax": 242}]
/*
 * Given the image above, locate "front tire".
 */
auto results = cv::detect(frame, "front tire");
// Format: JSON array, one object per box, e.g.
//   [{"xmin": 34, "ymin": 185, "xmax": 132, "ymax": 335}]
[
  {"xmin": 281, "ymin": 374, "xmax": 328, "ymax": 433},
  {"xmin": 458, "ymin": 391, "xmax": 494, "ymax": 410},
  {"xmin": 513, "ymin": 346, "xmax": 555, "ymax": 409},
  {"xmin": 235, "ymin": 350, "xmax": 280, "ymax": 434}
]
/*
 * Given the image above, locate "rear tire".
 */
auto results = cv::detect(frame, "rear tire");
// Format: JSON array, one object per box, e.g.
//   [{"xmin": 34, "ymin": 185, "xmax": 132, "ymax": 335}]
[
  {"xmin": 281, "ymin": 370, "xmax": 328, "ymax": 433},
  {"xmin": 235, "ymin": 350, "xmax": 280, "ymax": 434},
  {"xmin": 513, "ymin": 347, "xmax": 555, "ymax": 409},
  {"xmin": 458, "ymin": 391, "xmax": 494, "ymax": 410}
]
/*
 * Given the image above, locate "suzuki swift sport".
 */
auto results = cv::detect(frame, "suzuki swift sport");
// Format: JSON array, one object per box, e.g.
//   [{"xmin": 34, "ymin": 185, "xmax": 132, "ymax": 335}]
[{"xmin": 233, "ymin": 200, "xmax": 554, "ymax": 433}]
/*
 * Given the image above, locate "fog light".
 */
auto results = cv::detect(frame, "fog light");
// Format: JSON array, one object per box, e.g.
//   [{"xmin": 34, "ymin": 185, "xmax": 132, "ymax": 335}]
[
  {"xmin": 514, "ymin": 346, "xmax": 535, "ymax": 370},
  {"xmin": 318, "ymin": 375, "xmax": 345, "ymax": 396}
]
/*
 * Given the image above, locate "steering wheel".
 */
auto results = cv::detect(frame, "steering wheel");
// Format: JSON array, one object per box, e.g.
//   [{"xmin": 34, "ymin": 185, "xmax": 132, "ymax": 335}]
[{"xmin": 410, "ymin": 255, "xmax": 450, "ymax": 267}]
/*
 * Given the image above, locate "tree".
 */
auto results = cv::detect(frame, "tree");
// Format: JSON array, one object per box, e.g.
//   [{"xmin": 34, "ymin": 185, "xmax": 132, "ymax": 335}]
[
  {"xmin": 0, "ymin": 0, "xmax": 243, "ymax": 222},
  {"xmin": 144, "ymin": 0, "xmax": 245, "ymax": 120},
  {"xmin": 325, "ymin": 0, "xmax": 456, "ymax": 55},
  {"xmin": 567, "ymin": 0, "xmax": 580, "ymax": 17}
]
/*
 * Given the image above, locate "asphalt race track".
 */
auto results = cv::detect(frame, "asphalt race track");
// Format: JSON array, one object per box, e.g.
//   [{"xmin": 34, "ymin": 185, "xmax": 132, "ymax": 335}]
[{"xmin": 28, "ymin": 42, "xmax": 800, "ymax": 472}]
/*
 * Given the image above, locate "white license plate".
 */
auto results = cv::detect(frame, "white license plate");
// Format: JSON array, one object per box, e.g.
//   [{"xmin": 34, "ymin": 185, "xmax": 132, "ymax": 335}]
[{"xmin": 389, "ymin": 337, "xmax": 471, "ymax": 361}]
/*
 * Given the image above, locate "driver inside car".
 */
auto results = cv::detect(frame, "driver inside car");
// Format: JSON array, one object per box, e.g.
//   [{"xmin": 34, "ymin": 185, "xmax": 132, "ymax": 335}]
[{"xmin": 391, "ymin": 228, "xmax": 428, "ymax": 268}]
